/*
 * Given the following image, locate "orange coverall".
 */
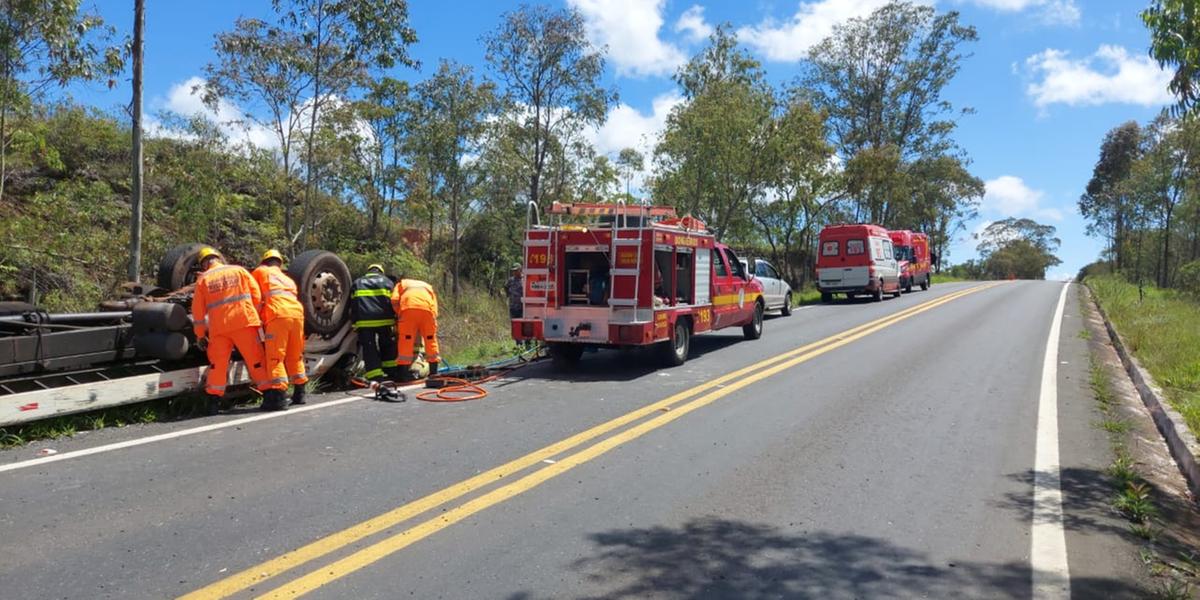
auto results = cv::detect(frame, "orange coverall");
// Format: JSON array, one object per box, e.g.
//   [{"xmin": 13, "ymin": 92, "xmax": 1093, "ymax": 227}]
[
  {"xmin": 192, "ymin": 263, "xmax": 278, "ymax": 396},
  {"xmin": 252, "ymin": 265, "xmax": 308, "ymax": 389},
  {"xmin": 391, "ymin": 279, "xmax": 440, "ymax": 366}
]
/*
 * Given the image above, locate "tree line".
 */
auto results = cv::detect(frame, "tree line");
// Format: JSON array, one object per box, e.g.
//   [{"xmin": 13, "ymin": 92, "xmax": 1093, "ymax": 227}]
[{"xmin": 1, "ymin": 0, "xmax": 994, "ymax": 311}]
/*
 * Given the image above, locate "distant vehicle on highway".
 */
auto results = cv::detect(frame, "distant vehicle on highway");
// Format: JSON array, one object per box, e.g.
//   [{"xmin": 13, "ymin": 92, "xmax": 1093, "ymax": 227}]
[
  {"xmin": 740, "ymin": 257, "xmax": 792, "ymax": 316},
  {"xmin": 888, "ymin": 229, "xmax": 932, "ymax": 293},
  {"xmin": 816, "ymin": 224, "xmax": 901, "ymax": 303}
]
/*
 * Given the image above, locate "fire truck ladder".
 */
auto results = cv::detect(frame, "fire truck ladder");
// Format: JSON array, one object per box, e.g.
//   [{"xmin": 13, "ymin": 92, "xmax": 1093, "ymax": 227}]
[{"xmin": 608, "ymin": 201, "xmax": 649, "ymax": 323}]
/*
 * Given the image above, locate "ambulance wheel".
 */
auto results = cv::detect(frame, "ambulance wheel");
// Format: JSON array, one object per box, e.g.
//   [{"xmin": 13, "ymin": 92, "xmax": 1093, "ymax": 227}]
[
  {"xmin": 921, "ymin": 275, "xmax": 930, "ymax": 291},
  {"xmin": 820, "ymin": 292, "xmax": 832, "ymax": 304},
  {"xmin": 289, "ymin": 250, "xmax": 352, "ymax": 336},
  {"xmin": 873, "ymin": 283, "xmax": 883, "ymax": 302},
  {"xmin": 660, "ymin": 320, "xmax": 690, "ymax": 367},
  {"xmin": 891, "ymin": 283, "xmax": 902, "ymax": 299},
  {"xmin": 549, "ymin": 343, "xmax": 583, "ymax": 369},
  {"xmin": 781, "ymin": 293, "xmax": 793, "ymax": 316},
  {"xmin": 743, "ymin": 301, "xmax": 764, "ymax": 340},
  {"xmin": 157, "ymin": 243, "xmax": 218, "ymax": 290}
]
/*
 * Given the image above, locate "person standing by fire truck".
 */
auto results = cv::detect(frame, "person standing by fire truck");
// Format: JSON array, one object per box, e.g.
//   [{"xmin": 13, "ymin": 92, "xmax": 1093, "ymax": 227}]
[
  {"xmin": 252, "ymin": 249, "xmax": 308, "ymax": 407},
  {"xmin": 192, "ymin": 247, "xmax": 285, "ymax": 413},
  {"xmin": 391, "ymin": 275, "xmax": 441, "ymax": 377}
]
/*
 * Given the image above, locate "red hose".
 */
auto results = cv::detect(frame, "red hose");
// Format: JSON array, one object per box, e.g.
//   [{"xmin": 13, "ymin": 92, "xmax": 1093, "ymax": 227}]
[{"xmin": 416, "ymin": 375, "xmax": 498, "ymax": 402}]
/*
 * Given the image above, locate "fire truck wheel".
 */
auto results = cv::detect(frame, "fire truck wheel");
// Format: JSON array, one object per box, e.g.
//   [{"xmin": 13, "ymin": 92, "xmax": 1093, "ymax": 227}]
[
  {"xmin": 743, "ymin": 301, "xmax": 764, "ymax": 340},
  {"xmin": 660, "ymin": 320, "xmax": 690, "ymax": 367},
  {"xmin": 903, "ymin": 277, "xmax": 913, "ymax": 294},
  {"xmin": 921, "ymin": 275, "xmax": 930, "ymax": 291},
  {"xmin": 781, "ymin": 293, "xmax": 792, "ymax": 316},
  {"xmin": 549, "ymin": 343, "xmax": 584, "ymax": 369}
]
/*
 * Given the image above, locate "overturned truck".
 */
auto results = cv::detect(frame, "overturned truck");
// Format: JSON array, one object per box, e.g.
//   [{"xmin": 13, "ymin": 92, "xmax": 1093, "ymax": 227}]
[{"xmin": 0, "ymin": 245, "xmax": 358, "ymax": 427}]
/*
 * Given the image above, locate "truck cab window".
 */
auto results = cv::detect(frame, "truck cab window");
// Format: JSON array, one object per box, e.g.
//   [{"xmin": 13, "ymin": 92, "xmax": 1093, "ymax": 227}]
[
  {"xmin": 724, "ymin": 248, "xmax": 747, "ymax": 280},
  {"xmin": 712, "ymin": 249, "xmax": 728, "ymax": 277}
]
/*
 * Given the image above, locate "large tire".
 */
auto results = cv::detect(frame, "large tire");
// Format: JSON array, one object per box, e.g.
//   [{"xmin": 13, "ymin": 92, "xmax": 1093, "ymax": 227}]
[
  {"xmin": 920, "ymin": 274, "xmax": 930, "ymax": 291},
  {"xmin": 288, "ymin": 250, "xmax": 353, "ymax": 336},
  {"xmin": 903, "ymin": 277, "xmax": 912, "ymax": 294},
  {"xmin": 820, "ymin": 292, "xmax": 832, "ymax": 304},
  {"xmin": 659, "ymin": 320, "xmax": 691, "ymax": 367},
  {"xmin": 157, "ymin": 243, "xmax": 218, "ymax": 290},
  {"xmin": 873, "ymin": 283, "xmax": 884, "ymax": 302},
  {"xmin": 549, "ymin": 342, "xmax": 584, "ymax": 369},
  {"xmin": 781, "ymin": 293, "xmax": 793, "ymax": 316},
  {"xmin": 743, "ymin": 301, "xmax": 764, "ymax": 340}
]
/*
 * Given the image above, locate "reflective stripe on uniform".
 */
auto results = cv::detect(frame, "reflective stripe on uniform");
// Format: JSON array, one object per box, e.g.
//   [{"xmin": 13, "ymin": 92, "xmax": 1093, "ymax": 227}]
[
  {"xmin": 290, "ymin": 374, "xmax": 308, "ymax": 384},
  {"xmin": 394, "ymin": 355, "xmax": 415, "ymax": 364},
  {"xmin": 354, "ymin": 319, "xmax": 395, "ymax": 328},
  {"xmin": 381, "ymin": 360, "xmax": 398, "ymax": 368},
  {"xmin": 260, "ymin": 376, "xmax": 288, "ymax": 387},
  {"xmin": 206, "ymin": 293, "xmax": 252, "ymax": 311},
  {"xmin": 425, "ymin": 354, "xmax": 440, "ymax": 362},
  {"xmin": 267, "ymin": 289, "xmax": 297, "ymax": 297},
  {"xmin": 363, "ymin": 368, "xmax": 385, "ymax": 379},
  {"xmin": 354, "ymin": 288, "xmax": 392, "ymax": 297}
]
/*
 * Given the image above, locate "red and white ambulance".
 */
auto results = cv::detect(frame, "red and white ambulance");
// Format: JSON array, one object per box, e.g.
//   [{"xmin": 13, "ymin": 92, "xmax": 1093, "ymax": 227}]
[
  {"xmin": 815, "ymin": 223, "xmax": 902, "ymax": 303},
  {"xmin": 511, "ymin": 202, "xmax": 765, "ymax": 367},
  {"xmin": 888, "ymin": 229, "xmax": 932, "ymax": 293}
]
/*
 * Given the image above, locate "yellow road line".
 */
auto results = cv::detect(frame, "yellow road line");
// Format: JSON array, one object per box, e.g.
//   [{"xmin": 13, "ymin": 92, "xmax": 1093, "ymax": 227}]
[
  {"xmin": 181, "ymin": 283, "xmax": 994, "ymax": 600},
  {"xmin": 251, "ymin": 283, "xmax": 1000, "ymax": 599}
]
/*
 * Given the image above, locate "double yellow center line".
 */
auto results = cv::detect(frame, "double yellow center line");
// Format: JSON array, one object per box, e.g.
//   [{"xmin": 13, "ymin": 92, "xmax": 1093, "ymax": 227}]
[{"xmin": 182, "ymin": 282, "xmax": 999, "ymax": 599}]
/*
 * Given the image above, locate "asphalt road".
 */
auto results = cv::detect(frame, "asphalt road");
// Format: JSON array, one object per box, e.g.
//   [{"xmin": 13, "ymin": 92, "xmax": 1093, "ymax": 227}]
[{"xmin": 0, "ymin": 281, "xmax": 1151, "ymax": 599}]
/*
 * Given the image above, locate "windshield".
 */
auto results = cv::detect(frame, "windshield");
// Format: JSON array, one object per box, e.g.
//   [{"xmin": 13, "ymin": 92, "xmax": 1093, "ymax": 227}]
[{"xmin": 894, "ymin": 245, "xmax": 913, "ymax": 261}]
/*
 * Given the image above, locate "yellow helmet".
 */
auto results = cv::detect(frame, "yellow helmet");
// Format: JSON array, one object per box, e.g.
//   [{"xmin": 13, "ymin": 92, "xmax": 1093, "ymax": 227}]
[
  {"xmin": 261, "ymin": 249, "xmax": 285, "ymax": 264},
  {"xmin": 366, "ymin": 263, "xmax": 385, "ymax": 274},
  {"xmin": 197, "ymin": 247, "xmax": 220, "ymax": 262}
]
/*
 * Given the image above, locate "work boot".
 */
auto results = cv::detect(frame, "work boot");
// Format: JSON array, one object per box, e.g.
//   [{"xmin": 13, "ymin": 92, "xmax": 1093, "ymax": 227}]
[
  {"xmin": 261, "ymin": 389, "xmax": 288, "ymax": 412},
  {"xmin": 428, "ymin": 362, "xmax": 439, "ymax": 376},
  {"xmin": 291, "ymin": 385, "xmax": 307, "ymax": 406}
]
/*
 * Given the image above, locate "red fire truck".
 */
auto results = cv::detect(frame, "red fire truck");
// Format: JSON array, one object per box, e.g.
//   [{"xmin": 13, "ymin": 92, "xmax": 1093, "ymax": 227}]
[
  {"xmin": 511, "ymin": 202, "xmax": 765, "ymax": 367},
  {"xmin": 887, "ymin": 230, "xmax": 932, "ymax": 293}
]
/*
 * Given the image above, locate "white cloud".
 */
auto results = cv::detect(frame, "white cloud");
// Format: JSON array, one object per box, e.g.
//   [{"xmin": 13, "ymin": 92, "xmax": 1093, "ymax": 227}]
[
  {"xmin": 1025, "ymin": 45, "xmax": 1173, "ymax": 109},
  {"xmin": 982, "ymin": 175, "xmax": 1063, "ymax": 221},
  {"xmin": 738, "ymin": 0, "xmax": 927, "ymax": 63},
  {"xmin": 674, "ymin": 5, "xmax": 713, "ymax": 43},
  {"xmin": 153, "ymin": 76, "xmax": 278, "ymax": 149},
  {"xmin": 964, "ymin": 0, "xmax": 1080, "ymax": 25},
  {"xmin": 585, "ymin": 91, "xmax": 684, "ymax": 190},
  {"xmin": 568, "ymin": 0, "xmax": 685, "ymax": 77}
]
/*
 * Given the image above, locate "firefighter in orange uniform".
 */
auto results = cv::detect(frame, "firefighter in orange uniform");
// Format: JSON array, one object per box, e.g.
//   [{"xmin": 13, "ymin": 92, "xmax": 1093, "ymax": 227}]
[
  {"xmin": 391, "ymin": 275, "xmax": 441, "ymax": 378},
  {"xmin": 191, "ymin": 248, "xmax": 285, "ymax": 413},
  {"xmin": 252, "ymin": 249, "xmax": 309, "ymax": 407}
]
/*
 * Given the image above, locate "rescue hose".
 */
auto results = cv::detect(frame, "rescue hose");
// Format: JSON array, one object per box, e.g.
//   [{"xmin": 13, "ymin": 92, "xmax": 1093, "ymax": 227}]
[{"xmin": 416, "ymin": 375, "xmax": 498, "ymax": 402}]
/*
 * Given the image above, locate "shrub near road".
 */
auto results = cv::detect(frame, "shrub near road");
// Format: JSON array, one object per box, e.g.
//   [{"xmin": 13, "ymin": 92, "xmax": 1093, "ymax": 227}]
[{"xmin": 1087, "ymin": 274, "xmax": 1200, "ymax": 437}]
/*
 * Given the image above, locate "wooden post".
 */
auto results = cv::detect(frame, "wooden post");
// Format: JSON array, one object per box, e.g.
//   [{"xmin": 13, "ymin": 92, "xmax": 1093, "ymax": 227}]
[{"xmin": 128, "ymin": 0, "xmax": 145, "ymax": 283}]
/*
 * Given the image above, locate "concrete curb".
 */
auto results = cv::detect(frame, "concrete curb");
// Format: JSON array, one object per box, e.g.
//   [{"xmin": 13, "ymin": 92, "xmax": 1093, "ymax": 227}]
[{"xmin": 1086, "ymin": 284, "xmax": 1200, "ymax": 501}]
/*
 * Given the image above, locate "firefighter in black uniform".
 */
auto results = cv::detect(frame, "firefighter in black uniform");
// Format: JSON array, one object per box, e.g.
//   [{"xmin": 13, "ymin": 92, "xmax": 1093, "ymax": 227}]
[{"xmin": 351, "ymin": 264, "xmax": 399, "ymax": 381}]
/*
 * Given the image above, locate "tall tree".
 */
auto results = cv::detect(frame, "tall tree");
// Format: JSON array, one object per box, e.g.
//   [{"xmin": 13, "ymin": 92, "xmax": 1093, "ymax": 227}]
[
  {"xmin": 0, "ymin": 0, "xmax": 123, "ymax": 203},
  {"xmin": 407, "ymin": 60, "xmax": 496, "ymax": 299},
  {"xmin": 615, "ymin": 147, "xmax": 643, "ymax": 199},
  {"xmin": 483, "ymin": 4, "xmax": 615, "ymax": 209},
  {"xmin": 1143, "ymin": 0, "xmax": 1200, "ymax": 115},
  {"xmin": 204, "ymin": 18, "xmax": 309, "ymax": 250},
  {"xmin": 975, "ymin": 217, "xmax": 1062, "ymax": 279},
  {"xmin": 800, "ymin": 1, "xmax": 977, "ymax": 224},
  {"xmin": 274, "ymin": 0, "xmax": 417, "ymax": 247},
  {"xmin": 654, "ymin": 25, "xmax": 776, "ymax": 241},
  {"xmin": 1080, "ymin": 121, "xmax": 1142, "ymax": 271}
]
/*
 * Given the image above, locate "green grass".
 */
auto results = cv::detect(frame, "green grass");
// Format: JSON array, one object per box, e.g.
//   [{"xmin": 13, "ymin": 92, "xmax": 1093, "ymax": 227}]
[
  {"xmin": 1087, "ymin": 275, "xmax": 1200, "ymax": 438},
  {"xmin": 0, "ymin": 394, "xmax": 211, "ymax": 449},
  {"xmin": 792, "ymin": 285, "xmax": 824, "ymax": 306},
  {"xmin": 439, "ymin": 285, "xmax": 522, "ymax": 368},
  {"xmin": 932, "ymin": 273, "xmax": 970, "ymax": 284}
]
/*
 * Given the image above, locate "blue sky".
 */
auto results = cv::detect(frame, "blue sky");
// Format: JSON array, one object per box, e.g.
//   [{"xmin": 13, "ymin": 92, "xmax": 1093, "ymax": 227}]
[{"xmin": 73, "ymin": 0, "xmax": 1176, "ymax": 279}]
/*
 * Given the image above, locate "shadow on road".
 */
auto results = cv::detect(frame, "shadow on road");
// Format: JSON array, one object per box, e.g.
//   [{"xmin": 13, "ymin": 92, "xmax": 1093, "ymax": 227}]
[
  {"xmin": 501, "ymin": 334, "xmax": 745, "ymax": 385},
  {"xmin": 506, "ymin": 517, "xmax": 1142, "ymax": 599}
]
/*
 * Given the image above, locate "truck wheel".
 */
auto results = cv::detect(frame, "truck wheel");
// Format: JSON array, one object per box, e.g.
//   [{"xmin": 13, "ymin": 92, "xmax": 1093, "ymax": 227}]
[
  {"xmin": 781, "ymin": 293, "xmax": 792, "ymax": 316},
  {"xmin": 873, "ymin": 283, "xmax": 883, "ymax": 302},
  {"xmin": 921, "ymin": 275, "xmax": 930, "ymax": 291},
  {"xmin": 743, "ymin": 301, "xmax": 764, "ymax": 340},
  {"xmin": 157, "ymin": 243, "xmax": 218, "ymax": 290},
  {"xmin": 660, "ymin": 320, "xmax": 690, "ymax": 367},
  {"xmin": 549, "ymin": 343, "xmax": 584, "ymax": 369},
  {"xmin": 820, "ymin": 292, "xmax": 832, "ymax": 304},
  {"xmin": 288, "ymin": 250, "xmax": 352, "ymax": 336},
  {"xmin": 903, "ymin": 277, "xmax": 912, "ymax": 294}
]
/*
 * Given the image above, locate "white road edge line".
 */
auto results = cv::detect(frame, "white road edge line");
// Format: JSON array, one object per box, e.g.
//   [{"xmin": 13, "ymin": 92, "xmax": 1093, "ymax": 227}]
[
  {"xmin": 0, "ymin": 384, "xmax": 425, "ymax": 475},
  {"xmin": 1032, "ymin": 282, "xmax": 1071, "ymax": 598}
]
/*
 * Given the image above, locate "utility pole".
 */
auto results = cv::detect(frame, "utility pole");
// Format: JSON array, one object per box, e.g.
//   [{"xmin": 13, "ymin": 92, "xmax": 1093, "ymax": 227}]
[{"xmin": 128, "ymin": 0, "xmax": 145, "ymax": 283}]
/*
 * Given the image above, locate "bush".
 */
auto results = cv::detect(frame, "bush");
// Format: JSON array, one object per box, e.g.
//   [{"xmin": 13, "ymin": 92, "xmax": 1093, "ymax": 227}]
[{"xmin": 1179, "ymin": 261, "xmax": 1200, "ymax": 298}]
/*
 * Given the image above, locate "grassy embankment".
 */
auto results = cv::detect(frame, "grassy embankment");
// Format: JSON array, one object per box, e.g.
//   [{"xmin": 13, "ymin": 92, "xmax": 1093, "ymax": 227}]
[{"xmin": 1086, "ymin": 274, "xmax": 1200, "ymax": 438}]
